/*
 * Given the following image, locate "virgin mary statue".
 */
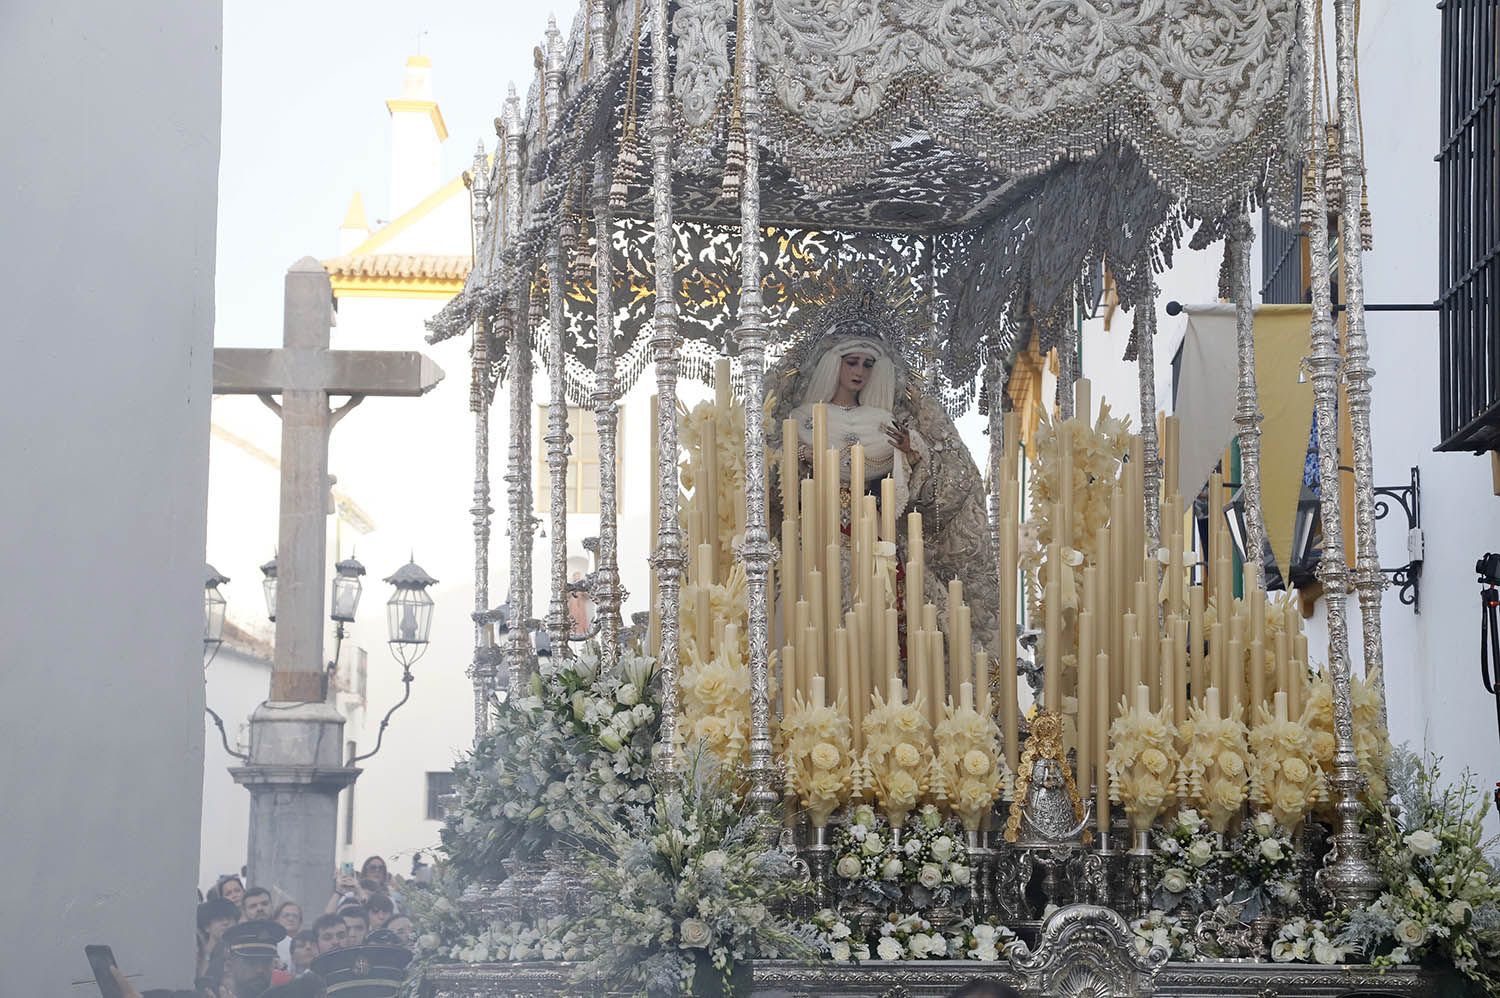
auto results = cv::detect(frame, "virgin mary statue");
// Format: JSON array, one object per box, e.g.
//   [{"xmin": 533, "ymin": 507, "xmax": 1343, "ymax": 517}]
[{"xmin": 767, "ymin": 293, "xmax": 1001, "ymax": 662}]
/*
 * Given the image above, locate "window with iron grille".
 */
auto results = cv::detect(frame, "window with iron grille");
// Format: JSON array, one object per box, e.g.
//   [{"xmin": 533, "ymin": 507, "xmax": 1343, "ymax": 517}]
[{"xmin": 1437, "ymin": 0, "xmax": 1500, "ymax": 451}]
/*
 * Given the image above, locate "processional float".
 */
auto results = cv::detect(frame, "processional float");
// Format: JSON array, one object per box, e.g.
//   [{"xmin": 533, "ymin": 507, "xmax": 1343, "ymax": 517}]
[{"xmin": 419, "ymin": 0, "xmax": 1435, "ymax": 993}]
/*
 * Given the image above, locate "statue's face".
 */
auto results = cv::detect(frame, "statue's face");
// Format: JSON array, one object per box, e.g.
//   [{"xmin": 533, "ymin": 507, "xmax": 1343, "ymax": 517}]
[{"xmin": 839, "ymin": 352, "xmax": 877, "ymax": 398}]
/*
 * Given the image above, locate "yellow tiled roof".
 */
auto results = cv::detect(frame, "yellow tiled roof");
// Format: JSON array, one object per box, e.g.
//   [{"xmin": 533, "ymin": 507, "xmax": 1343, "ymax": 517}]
[{"xmin": 323, "ymin": 253, "xmax": 470, "ymax": 281}]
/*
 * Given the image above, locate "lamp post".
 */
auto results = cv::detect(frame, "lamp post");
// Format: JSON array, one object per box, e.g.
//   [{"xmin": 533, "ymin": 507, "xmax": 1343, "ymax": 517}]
[
  {"xmin": 329, "ymin": 555, "xmax": 366, "ymax": 670},
  {"xmin": 260, "ymin": 555, "xmax": 278, "ymax": 622},
  {"xmin": 353, "ymin": 558, "xmax": 437, "ymax": 763},
  {"xmin": 204, "ymin": 564, "xmax": 229, "ymax": 666},
  {"xmin": 204, "ymin": 564, "xmax": 249, "ymax": 761}
]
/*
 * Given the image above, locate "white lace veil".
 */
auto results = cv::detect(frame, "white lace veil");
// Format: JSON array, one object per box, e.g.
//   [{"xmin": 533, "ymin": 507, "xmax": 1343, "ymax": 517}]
[{"xmin": 798, "ymin": 335, "xmax": 897, "ymax": 412}]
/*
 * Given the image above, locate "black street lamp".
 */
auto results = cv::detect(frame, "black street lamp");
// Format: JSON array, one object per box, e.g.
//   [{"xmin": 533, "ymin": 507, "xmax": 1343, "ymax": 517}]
[
  {"xmin": 353, "ymin": 558, "xmax": 439, "ymax": 763},
  {"xmin": 260, "ymin": 555, "xmax": 278, "ymax": 623},
  {"xmin": 204, "ymin": 564, "xmax": 230, "ymax": 665}
]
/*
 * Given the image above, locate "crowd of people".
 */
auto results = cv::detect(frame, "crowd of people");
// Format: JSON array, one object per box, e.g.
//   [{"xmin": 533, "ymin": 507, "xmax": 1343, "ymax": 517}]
[
  {"xmin": 97, "ymin": 856, "xmax": 1026, "ymax": 997},
  {"xmin": 168, "ymin": 855, "xmax": 417, "ymax": 998}
]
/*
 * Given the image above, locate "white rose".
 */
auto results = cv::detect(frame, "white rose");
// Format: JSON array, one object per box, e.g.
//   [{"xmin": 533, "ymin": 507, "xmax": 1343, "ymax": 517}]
[
  {"xmin": 1395, "ymin": 919, "xmax": 1427, "ymax": 947},
  {"xmin": 1312, "ymin": 940, "xmax": 1343, "ymax": 965},
  {"xmin": 1177, "ymin": 808, "xmax": 1202, "ymax": 832},
  {"xmin": 904, "ymin": 837, "xmax": 923, "ymax": 857},
  {"xmin": 950, "ymin": 864, "xmax": 971, "ymax": 885},
  {"xmin": 931, "ymin": 835, "xmax": 955, "ymax": 862},
  {"xmin": 1388, "ymin": 946, "xmax": 1410, "ymax": 965},
  {"xmin": 679, "ymin": 918, "xmax": 713, "ymax": 949},
  {"xmin": 830, "ymin": 940, "xmax": 852, "ymax": 962},
  {"xmin": 849, "ymin": 824, "xmax": 867, "ymax": 842},
  {"xmin": 1160, "ymin": 868, "xmax": 1190, "ymax": 894},
  {"xmin": 863, "ymin": 833, "xmax": 884, "ymax": 856},
  {"xmin": 973, "ymin": 944, "xmax": 999, "ymax": 962},
  {"xmin": 598, "ymin": 728, "xmax": 623, "ymax": 753},
  {"xmin": 1186, "ymin": 839, "xmax": 1214, "ymax": 867},
  {"xmin": 1405, "ymin": 829, "xmax": 1440, "ymax": 857},
  {"xmin": 830, "ymin": 922, "xmax": 851, "ymax": 941},
  {"xmin": 836, "ymin": 855, "xmax": 863, "ymax": 879},
  {"xmin": 617, "ymin": 683, "xmax": 640, "ymax": 706},
  {"xmin": 918, "ymin": 863, "xmax": 944, "ymax": 889},
  {"xmin": 1253, "ymin": 812, "xmax": 1277, "ymax": 837},
  {"xmin": 876, "ymin": 937, "xmax": 904, "ymax": 961},
  {"xmin": 418, "ymin": 933, "xmax": 441, "ymax": 950},
  {"xmin": 1447, "ymin": 900, "xmax": 1473, "ymax": 925},
  {"xmin": 1260, "ymin": 838, "xmax": 1285, "ymax": 863},
  {"xmin": 881, "ymin": 858, "xmax": 904, "ymax": 880}
]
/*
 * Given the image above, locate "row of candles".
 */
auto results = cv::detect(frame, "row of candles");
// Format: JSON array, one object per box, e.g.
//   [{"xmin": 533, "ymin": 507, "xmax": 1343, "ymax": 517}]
[
  {"xmin": 653, "ymin": 364, "xmax": 1315, "ymax": 844},
  {"xmin": 772, "ymin": 402, "xmax": 1003, "ymax": 752}
]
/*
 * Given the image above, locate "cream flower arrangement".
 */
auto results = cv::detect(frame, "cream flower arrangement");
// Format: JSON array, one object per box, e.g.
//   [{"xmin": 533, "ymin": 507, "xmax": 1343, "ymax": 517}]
[
  {"xmin": 781, "ymin": 691, "xmax": 855, "ymax": 828},
  {"xmin": 1304, "ymin": 666, "xmax": 1391, "ymax": 807},
  {"xmin": 1022, "ymin": 406, "xmax": 1132, "ymax": 572},
  {"xmin": 861, "ymin": 685, "xmax": 934, "ymax": 828},
  {"xmin": 679, "ymin": 637, "xmax": 752, "ymax": 767},
  {"xmin": 1247, "ymin": 702, "xmax": 1325, "ymax": 831},
  {"xmin": 1177, "ymin": 701, "xmax": 1252, "ymax": 835},
  {"xmin": 1107, "ymin": 692, "xmax": 1181, "ymax": 834},
  {"xmin": 932, "ymin": 699, "xmax": 1010, "ymax": 832}
]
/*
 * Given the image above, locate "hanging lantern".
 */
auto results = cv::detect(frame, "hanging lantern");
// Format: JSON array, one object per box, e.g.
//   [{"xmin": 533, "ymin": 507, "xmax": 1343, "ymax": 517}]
[
  {"xmin": 204, "ymin": 564, "xmax": 230, "ymax": 650},
  {"xmin": 384, "ymin": 559, "xmax": 438, "ymax": 668},
  {"xmin": 260, "ymin": 555, "xmax": 278, "ymax": 623},
  {"xmin": 331, "ymin": 555, "xmax": 366, "ymax": 624}
]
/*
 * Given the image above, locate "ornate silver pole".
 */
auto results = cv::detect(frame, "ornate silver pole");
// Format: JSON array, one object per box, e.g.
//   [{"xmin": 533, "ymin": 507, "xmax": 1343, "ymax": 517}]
[
  {"xmin": 588, "ymin": 0, "xmax": 622, "ymax": 669},
  {"xmin": 1135, "ymin": 280, "xmax": 1162, "ymax": 553},
  {"xmin": 544, "ymin": 18, "xmax": 571, "ymax": 658},
  {"xmin": 503, "ymin": 88, "xmax": 533, "ymax": 695},
  {"xmin": 734, "ymin": 0, "xmax": 777, "ymax": 820},
  {"xmin": 1056, "ymin": 309, "xmax": 1077, "ymax": 421},
  {"xmin": 1332, "ymin": 0, "xmax": 1387, "ymax": 724},
  {"xmin": 647, "ymin": 0, "xmax": 684, "ymax": 777},
  {"xmin": 986, "ymin": 355, "xmax": 1009, "ymax": 557},
  {"xmin": 1228, "ymin": 217, "xmax": 1266, "ymax": 588},
  {"xmin": 467, "ymin": 143, "xmax": 496, "ymax": 736},
  {"xmin": 1309, "ymin": 0, "xmax": 1382, "ymax": 907},
  {"xmin": 590, "ymin": 159, "xmax": 623, "ymax": 668}
]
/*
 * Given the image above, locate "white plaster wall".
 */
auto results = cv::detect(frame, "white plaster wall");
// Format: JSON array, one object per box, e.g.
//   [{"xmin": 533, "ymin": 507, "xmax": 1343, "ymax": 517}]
[
  {"xmin": 0, "ymin": 2, "xmax": 221, "ymax": 994},
  {"xmin": 1343, "ymin": 2, "xmax": 1500, "ymax": 794}
]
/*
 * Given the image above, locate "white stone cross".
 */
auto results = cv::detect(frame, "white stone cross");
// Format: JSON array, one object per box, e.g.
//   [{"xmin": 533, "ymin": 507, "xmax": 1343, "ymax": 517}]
[{"xmin": 214, "ymin": 257, "xmax": 444, "ymax": 701}]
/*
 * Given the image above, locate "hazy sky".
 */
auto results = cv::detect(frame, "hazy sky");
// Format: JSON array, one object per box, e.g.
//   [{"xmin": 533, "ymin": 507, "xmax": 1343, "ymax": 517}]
[{"xmin": 215, "ymin": 1, "xmax": 576, "ymax": 348}]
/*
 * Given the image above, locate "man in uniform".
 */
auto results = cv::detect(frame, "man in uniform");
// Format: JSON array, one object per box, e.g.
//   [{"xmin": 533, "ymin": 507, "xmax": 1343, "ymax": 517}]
[
  {"xmin": 309, "ymin": 940, "xmax": 412, "ymax": 998},
  {"xmin": 217, "ymin": 919, "xmax": 286, "ymax": 998}
]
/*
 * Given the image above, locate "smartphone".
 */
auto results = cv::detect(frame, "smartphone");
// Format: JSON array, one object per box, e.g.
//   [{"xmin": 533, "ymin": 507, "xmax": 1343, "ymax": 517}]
[
  {"xmin": 340, "ymin": 861, "xmax": 354, "ymax": 876},
  {"xmin": 84, "ymin": 945, "xmax": 124, "ymax": 998}
]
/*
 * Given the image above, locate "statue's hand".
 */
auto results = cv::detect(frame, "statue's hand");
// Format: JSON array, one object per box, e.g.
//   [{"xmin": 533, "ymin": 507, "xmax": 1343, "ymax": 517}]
[{"xmin": 885, "ymin": 422, "xmax": 919, "ymax": 464}]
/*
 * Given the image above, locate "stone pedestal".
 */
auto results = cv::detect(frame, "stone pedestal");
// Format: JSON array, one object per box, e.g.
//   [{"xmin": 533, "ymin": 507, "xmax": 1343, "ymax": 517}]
[{"xmin": 231, "ymin": 701, "xmax": 359, "ymax": 911}]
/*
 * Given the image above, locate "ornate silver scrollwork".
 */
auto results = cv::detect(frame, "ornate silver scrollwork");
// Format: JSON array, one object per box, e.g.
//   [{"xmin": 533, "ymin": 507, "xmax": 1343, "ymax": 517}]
[{"xmin": 1009, "ymin": 904, "xmax": 1169, "ymax": 998}]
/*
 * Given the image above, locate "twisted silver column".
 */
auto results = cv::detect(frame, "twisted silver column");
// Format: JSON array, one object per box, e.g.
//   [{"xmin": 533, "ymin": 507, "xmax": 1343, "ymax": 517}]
[
  {"xmin": 1313, "ymin": 0, "xmax": 1382, "ymax": 907},
  {"xmin": 544, "ymin": 20, "xmax": 571, "ymax": 658},
  {"xmin": 1136, "ymin": 280, "xmax": 1161, "ymax": 553},
  {"xmin": 591, "ymin": 163, "xmax": 623, "ymax": 668},
  {"xmin": 1332, "ymin": 0, "xmax": 1388, "ymax": 728},
  {"xmin": 735, "ymin": 0, "xmax": 778, "ymax": 821},
  {"xmin": 1056, "ymin": 313, "xmax": 1077, "ymax": 421},
  {"xmin": 987, "ymin": 355, "xmax": 1009, "ymax": 559},
  {"xmin": 467, "ymin": 145, "xmax": 496, "ymax": 737},
  {"xmin": 503, "ymin": 91, "xmax": 532, "ymax": 696},
  {"xmin": 647, "ymin": 0, "xmax": 684, "ymax": 778},
  {"xmin": 586, "ymin": 0, "xmax": 623, "ymax": 670},
  {"xmin": 1228, "ymin": 218, "xmax": 1266, "ymax": 589}
]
